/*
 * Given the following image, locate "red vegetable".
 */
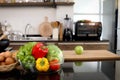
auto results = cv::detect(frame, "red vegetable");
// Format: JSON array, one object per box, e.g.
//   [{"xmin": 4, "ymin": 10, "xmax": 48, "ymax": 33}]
[
  {"xmin": 49, "ymin": 59, "xmax": 60, "ymax": 71},
  {"xmin": 32, "ymin": 42, "xmax": 48, "ymax": 59}
]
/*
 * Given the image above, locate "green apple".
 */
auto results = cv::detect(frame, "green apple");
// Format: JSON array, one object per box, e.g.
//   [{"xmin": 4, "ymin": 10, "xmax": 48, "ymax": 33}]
[
  {"xmin": 74, "ymin": 62, "xmax": 83, "ymax": 66},
  {"xmin": 74, "ymin": 46, "xmax": 84, "ymax": 55}
]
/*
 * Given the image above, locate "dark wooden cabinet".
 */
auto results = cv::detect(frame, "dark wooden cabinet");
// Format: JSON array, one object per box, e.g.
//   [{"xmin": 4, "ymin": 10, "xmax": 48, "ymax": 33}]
[
  {"xmin": 9, "ymin": 41, "xmax": 109, "ymax": 50},
  {"xmin": 57, "ymin": 42, "xmax": 109, "ymax": 50}
]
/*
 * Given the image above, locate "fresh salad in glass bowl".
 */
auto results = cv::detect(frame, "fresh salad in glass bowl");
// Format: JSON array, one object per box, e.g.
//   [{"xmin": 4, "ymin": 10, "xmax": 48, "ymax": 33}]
[{"xmin": 16, "ymin": 42, "xmax": 64, "ymax": 74}]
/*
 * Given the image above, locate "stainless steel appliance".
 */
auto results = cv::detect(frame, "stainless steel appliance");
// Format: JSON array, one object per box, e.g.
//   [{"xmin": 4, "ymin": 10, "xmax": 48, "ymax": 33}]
[
  {"xmin": 63, "ymin": 15, "xmax": 73, "ymax": 41},
  {"xmin": 74, "ymin": 21, "xmax": 102, "ymax": 41}
]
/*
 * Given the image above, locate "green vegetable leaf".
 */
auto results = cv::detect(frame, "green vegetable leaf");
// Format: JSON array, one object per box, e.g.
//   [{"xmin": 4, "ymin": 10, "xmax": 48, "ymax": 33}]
[{"xmin": 46, "ymin": 44, "xmax": 64, "ymax": 64}]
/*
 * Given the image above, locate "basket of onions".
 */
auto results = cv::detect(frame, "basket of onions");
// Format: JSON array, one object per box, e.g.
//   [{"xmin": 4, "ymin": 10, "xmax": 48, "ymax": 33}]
[{"xmin": 0, "ymin": 51, "xmax": 18, "ymax": 72}]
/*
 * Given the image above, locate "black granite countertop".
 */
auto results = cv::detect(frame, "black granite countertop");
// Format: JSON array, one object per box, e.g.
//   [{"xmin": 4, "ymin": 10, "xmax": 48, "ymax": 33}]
[
  {"xmin": 10, "ymin": 39, "xmax": 109, "ymax": 42},
  {"xmin": 0, "ymin": 62, "xmax": 111, "ymax": 80}
]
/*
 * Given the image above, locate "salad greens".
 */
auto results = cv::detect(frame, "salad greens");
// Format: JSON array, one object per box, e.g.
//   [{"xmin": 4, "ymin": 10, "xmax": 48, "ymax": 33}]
[
  {"xmin": 17, "ymin": 42, "xmax": 36, "ymax": 69},
  {"xmin": 46, "ymin": 44, "xmax": 64, "ymax": 64}
]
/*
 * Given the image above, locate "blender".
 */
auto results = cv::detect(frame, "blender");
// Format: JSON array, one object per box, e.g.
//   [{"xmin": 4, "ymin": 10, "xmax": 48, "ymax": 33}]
[{"xmin": 63, "ymin": 14, "xmax": 73, "ymax": 41}]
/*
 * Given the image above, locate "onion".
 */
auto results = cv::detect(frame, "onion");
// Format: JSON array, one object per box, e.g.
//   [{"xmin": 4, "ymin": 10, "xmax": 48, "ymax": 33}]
[
  {"xmin": 5, "ymin": 57, "xmax": 15, "ymax": 65},
  {"xmin": 4, "ymin": 51, "xmax": 12, "ymax": 58},
  {"xmin": 0, "ymin": 55, "xmax": 5, "ymax": 62}
]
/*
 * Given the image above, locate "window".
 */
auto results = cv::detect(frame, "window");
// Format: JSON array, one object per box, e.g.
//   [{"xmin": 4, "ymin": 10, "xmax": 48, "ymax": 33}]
[
  {"xmin": 73, "ymin": 0, "xmax": 101, "ymax": 22},
  {"xmin": 73, "ymin": 0, "xmax": 115, "ymax": 40}
]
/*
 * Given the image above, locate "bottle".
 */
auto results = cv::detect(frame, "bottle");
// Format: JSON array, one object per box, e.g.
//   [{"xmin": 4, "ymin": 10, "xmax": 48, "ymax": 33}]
[{"xmin": 51, "ymin": 21, "xmax": 59, "ymax": 40}]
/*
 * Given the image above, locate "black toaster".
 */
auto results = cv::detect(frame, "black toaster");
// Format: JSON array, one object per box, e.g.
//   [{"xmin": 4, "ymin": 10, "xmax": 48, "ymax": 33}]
[{"xmin": 74, "ymin": 21, "xmax": 102, "ymax": 41}]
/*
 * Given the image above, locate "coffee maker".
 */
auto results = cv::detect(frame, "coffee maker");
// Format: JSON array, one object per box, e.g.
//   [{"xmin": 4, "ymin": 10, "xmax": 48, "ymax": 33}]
[{"xmin": 63, "ymin": 14, "xmax": 73, "ymax": 41}]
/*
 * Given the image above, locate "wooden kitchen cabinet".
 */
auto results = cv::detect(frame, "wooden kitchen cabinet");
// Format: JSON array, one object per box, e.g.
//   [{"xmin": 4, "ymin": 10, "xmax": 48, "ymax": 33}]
[
  {"xmin": 57, "ymin": 41, "xmax": 109, "ymax": 50},
  {"xmin": 9, "ymin": 41, "xmax": 109, "ymax": 50},
  {"xmin": 57, "ymin": 42, "xmax": 84, "ymax": 50},
  {"xmin": 83, "ymin": 42, "xmax": 109, "ymax": 50}
]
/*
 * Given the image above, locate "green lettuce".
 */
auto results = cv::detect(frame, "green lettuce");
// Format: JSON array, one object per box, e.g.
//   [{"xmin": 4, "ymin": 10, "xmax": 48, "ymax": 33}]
[{"xmin": 46, "ymin": 44, "xmax": 64, "ymax": 64}]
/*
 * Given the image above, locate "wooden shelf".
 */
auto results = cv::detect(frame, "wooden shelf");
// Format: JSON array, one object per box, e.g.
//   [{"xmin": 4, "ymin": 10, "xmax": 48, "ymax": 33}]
[
  {"xmin": 56, "ymin": 2, "xmax": 74, "ymax": 5},
  {"xmin": 0, "ymin": 2, "xmax": 74, "ymax": 7}
]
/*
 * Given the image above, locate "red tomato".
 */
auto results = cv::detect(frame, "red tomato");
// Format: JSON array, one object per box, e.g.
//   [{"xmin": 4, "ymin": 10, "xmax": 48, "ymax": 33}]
[{"xmin": 49, "ymin": 59, "xmax": 60, "ymax": 71}]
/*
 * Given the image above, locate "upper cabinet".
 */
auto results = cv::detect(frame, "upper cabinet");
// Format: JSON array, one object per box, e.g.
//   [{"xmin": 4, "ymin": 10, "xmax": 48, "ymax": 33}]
[{"xmin": 0, "ymin": 2, "xmax": 74, "ymax": 8}]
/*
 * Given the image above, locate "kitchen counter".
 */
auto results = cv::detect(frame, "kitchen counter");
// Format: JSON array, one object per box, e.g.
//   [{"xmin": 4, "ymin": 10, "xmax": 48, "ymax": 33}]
[
  {"xmin": 0, "ymin": 50, "xmax": 119, "ymax": 80},
  {"xmin": 63, "ymin": 50, "xmax": 120, "ymax": 62},
  {"xmin": 0, "ymin": 49, "xmax": 119, "ymax": 80},
  {"xmin": 1, "ymin": 49, "xmax": 120, "ymax": 80},
  {"xmin": 0, "ymin": 65, "xmax": 111, "ymax": 80},
  {"xmin": 9, "ymin": 38, "xmax": 108, "ymax": 42},
  {"xmin": 9, "ymin": 40, "xmax": 110, "ymax": 50}
]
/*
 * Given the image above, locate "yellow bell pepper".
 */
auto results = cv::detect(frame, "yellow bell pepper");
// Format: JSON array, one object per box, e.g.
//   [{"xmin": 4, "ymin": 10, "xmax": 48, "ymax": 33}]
[{"xmin": 36, "ymin": 57, "xmax": 49, "ymax": 72}]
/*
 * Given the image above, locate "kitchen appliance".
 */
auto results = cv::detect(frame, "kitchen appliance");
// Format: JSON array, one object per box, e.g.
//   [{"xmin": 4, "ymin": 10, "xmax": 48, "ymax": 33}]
[
  {"xmin": 74, "ymin": 21, "xmax": 102, "ymax": 41},
  {"xmin": 63, "ymin": 15, "xmax": 73, "ymax": 41}
]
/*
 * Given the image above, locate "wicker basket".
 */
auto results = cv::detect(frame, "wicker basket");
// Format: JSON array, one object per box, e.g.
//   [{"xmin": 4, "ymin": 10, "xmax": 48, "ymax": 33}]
[{"xmin": 0, "ymin": 62, "xmax": 18, "ymax": 72}]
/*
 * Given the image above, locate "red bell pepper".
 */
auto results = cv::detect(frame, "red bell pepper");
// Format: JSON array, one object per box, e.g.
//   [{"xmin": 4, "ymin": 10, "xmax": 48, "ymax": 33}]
[
  {"xmin": 49, "ymin": 59, "xmax": 60, "ymax": 71},
  {"xmin": 32, "ymin": 42, "xmax": 48, "ymax": 59}
]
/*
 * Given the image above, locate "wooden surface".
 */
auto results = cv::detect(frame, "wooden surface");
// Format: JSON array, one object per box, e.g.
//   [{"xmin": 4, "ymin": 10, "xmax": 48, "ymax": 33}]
[
  {"xmin": 58, "ymin": 42, "xmax": 109, "ymax": 50},
  {"xmin": 10, "ymin": 41, "xmax": 109, "ymax": 50},
  {"xmin": 39, "ymin": 17, "xmax": 53, "ymax": 37},
  {"xmin": 0, "ymin": 2, "xmax": 74, "ymax": 7},
  {"xmin": 63, "ymin": 50, "xmax": 120, "ymax": 62}
]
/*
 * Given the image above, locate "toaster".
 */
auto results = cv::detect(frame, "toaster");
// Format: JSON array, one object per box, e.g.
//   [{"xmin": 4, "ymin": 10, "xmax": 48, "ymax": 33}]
[{"xmin": 74, "ymin": 21, "xmax": 102, "ymax": 41}]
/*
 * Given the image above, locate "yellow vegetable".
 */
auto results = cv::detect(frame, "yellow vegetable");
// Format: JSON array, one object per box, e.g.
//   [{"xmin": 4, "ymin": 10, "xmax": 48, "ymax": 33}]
[{"xmin": 36, "ymin": 57, "xmax": 49, "ymax": 72}]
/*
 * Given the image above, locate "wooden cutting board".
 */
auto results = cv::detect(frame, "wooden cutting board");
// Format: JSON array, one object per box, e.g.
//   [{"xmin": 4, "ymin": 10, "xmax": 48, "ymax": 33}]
[
  {"xmin": 39, "ymin": 17, "xmax": 53, "ymax": 37},
  {"xmin": 63, "ymin": 50, "xmax": 120, "ymax": 62}
]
